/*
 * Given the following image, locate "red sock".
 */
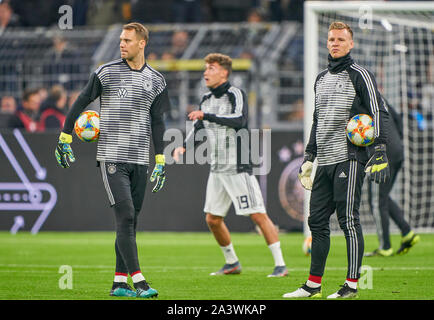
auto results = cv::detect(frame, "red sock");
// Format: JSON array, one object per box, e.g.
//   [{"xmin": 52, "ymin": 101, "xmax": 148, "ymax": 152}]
[
  {"xmin": 307, "ymin": 274, "xmax": 322, "ymax": 287},
  {"xmin": 345, "ymin": 278, "xmax": 358, "ymax": 289}
]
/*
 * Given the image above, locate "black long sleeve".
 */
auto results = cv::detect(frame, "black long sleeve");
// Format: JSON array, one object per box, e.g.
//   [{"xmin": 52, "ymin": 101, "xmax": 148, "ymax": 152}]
[
  {"xmin": 150, "ymin": 87, "xmax": 170, "ymax": 155},
  {"xmin": 352, "ymin": 68, "xmax": 388, "ymax": 146},
  {"xmin": 305, "ymin": 108, "xmax": 318, "ymax": 159},
  {"xmin": 305, "ymin": 73, "xmax": 323, "ymax": 159},
  {"xmin": 202, "ymin": 113, "xmax": 247, "ymax": 129},
  {"xmin": 62, "ymin": 72, "xmax": 102, "ymax": 134},
  {"xmin": 183, "ymin": 119, "xmax": 205, "ymax": 149}
]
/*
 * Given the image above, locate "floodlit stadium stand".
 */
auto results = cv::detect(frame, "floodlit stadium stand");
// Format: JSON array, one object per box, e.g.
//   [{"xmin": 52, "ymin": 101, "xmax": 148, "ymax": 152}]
[{"xmin": 0, "ymin": 22, "xmax": 304, "ymax": 129}]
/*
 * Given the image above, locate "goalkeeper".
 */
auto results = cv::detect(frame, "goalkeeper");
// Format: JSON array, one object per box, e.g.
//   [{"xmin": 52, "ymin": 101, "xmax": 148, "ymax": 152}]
[
  {"xmin": 365, "ymin": 96, "xmax": 420, "ymax": 257},
  {"xmin": 55, "ymin": 23, "xmax": 169, "ymax": 298},
  {"xmin": 284, "ymin": 22, "xmax": 390, "ymax": 299}
]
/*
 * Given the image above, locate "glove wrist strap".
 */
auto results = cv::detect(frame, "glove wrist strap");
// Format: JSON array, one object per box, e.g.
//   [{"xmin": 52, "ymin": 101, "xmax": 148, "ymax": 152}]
[
  {"xmin": 59, "ymin": 132, "xmax": 72, "ymax": 144},
  {"xmin": 155, "ymin": 154, "xmax": 165, "ymax": 165},
  {"xmin": 304, "ymin": 152, "xmax": 315, "ymax": 162},
  {"xmin": 374, "ymin": 144, "xmax": 386, "ymax": 152}
]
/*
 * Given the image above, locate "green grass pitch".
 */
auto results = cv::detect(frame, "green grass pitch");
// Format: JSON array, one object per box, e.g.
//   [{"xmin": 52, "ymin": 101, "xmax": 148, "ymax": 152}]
[{"xmin": 0, "ymin": 231, "xmax": 433, "ymax": 300}]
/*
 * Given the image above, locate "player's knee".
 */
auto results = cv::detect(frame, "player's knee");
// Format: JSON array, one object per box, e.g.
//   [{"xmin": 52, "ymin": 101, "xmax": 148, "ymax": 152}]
[
  {"xmin": 307, "ymin": 215, "xmax": 318, "ymax": 230},
  {"xmin": 206, "ymin": 213, "xmax": 223, "ymax": 228},
  {"xmin": 308, "ymin": 215, "xmax": 328, "ymax": 233},
  {"xmin": 250, "ymin": 213, "xmax": 268, "ymax": 226},
  {"xmin": 114, "ymin": 199, "xmax": 135, "ymax": 230},
  {"xmin": 378, "ymin": 201, "xmax": 388, "ymax": 213},
  {"xmin": 337, "ymin": 216, "xmax": 361, "ymax": 234}
]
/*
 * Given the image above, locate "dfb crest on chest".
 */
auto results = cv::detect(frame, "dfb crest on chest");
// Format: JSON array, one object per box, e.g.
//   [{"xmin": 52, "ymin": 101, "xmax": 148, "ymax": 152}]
[
  {"xmin": 335, "ymin": 80, "xmax": 346, "ymax": 93},
  {"xmin": 143, "ymin": 79, "xmax": 153, "ymax": 91}
]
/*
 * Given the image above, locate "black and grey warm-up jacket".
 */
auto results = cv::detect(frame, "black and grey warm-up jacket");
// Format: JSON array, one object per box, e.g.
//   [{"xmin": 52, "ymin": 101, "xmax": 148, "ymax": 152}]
[
  {"xmin": 184, "ymin": 81, "xmax": 252, "ymax": 174},
  {"xmin": 305, "ymin": 53, "xmax": 389, "ymax": 166},
  {"xmin": 62, "ymin": 59, "xmax": 170, "ymax": 166}
]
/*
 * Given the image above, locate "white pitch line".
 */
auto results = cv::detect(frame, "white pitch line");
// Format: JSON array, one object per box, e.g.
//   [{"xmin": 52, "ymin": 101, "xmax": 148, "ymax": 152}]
[{"xmin": 0, "ymin": 264, "xmax": 433, "ymax": 271}]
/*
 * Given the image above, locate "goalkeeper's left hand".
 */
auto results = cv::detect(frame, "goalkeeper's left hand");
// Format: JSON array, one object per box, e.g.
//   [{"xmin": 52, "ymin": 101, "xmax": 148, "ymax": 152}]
[
  {"xmin": 150, "ymin": 154, "xmax": 166, "ymax": 193},
  {"xmin": 364, "ymin": 144, "xmax": 390, "ymax": 184},
  {"xmin": 55, "ymin": 132, "xmax": 75, "ymax": 168}
]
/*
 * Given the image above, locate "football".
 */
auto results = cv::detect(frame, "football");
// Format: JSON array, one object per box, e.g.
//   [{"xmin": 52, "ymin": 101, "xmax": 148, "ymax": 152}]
[
  {"xmin": 302, "ymin": 236, "xmax": 312, "ymax": 256},
  {"xmin": 74, "ymin": 110, "xmax": 100, "ymax": 142},
  {"xmin": 346, "ymin": 114, "xmax": 375, "ymax": 147}
]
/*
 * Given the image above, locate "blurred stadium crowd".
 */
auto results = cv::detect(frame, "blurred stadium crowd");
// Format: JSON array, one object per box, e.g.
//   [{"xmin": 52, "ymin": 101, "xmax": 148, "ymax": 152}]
[
  {"xmin": 0, "ymin": 0, "xmax": 308, "ymax": 132},
  {"xmin": 0, "ymin": 0, "xmax": 304, "ymax": 27},
  {"xmin": 2, "ymin": 0, "xmax": 424, "ymax": 132}
]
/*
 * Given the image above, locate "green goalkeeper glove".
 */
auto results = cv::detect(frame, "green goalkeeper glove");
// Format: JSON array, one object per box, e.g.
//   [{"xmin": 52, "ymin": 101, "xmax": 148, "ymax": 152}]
[
  {"xmin": 55, "ymin": 132, "xmax": 75, "ymax": 168},
  {"xmin": 298, "ymin": 153, "xmax": 315, "ymax": 190},
  {"xmin": 364, "ymin": 144, "xmax": 390, "ymax": 184},
  {"xmin": 150, "ymin": 154, "xmax": 166, "ymax": 193}
]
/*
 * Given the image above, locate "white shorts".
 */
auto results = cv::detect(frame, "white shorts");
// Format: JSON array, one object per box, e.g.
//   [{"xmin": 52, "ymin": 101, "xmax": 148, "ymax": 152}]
[{"xmin": 204, "ymin": 172, "xmax": 267, "ymax": 217}]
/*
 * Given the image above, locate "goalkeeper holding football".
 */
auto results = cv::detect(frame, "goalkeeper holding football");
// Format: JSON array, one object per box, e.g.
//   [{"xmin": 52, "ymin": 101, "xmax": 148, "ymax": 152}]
[
  {"xmin": 55, "ymin": 23, "xmax": 170, "ymax": 298},
  {"xmin": 284, "ymin": 22, "xmax": 390, "ymax": 299}
]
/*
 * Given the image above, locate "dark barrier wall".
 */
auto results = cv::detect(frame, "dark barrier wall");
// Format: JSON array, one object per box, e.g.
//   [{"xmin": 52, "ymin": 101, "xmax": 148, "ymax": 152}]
[{"xmin": 0, "ymin": 130, "xmax": 304, "ymax": 233}]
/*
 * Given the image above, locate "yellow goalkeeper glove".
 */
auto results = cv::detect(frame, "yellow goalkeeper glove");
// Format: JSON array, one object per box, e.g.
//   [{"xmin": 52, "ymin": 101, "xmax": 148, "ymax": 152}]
[
  {"xmin": 55, "ymin": 132, "xmax": 75, "ymax": 168},
  {"xmin": 150, "ymin": 154, "xmax": 166, "ymax": 193},
  {"xmin": 365, "ymin": 144, "xmax": 390, "ymax": 183}
]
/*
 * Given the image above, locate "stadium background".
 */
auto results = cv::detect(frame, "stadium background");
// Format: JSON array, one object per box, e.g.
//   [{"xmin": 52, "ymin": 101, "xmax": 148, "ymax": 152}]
[
  {"xmin": 0, "ymin": 0, "xmax": 432, "ymax": 236},
  {"xmin": 0, "ymin": 0, "xmax": 307, "ymax": 234}
]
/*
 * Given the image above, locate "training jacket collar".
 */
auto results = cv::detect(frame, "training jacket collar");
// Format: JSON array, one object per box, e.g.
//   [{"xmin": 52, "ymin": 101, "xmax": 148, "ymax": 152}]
[
  {"xmin": 327, "ymin": 52, "xmax": 354, "ymax": 74},
  {"xmin": 210, "ymin": 81, "xmax": 231, "ymax": 98}
]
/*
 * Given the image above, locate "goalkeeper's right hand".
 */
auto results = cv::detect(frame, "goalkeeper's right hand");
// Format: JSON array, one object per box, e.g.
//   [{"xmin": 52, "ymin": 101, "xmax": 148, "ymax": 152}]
[
  {"xmin": 55, "ymin": 132, "xmax": 75, "ymax": 168},
  {"xmin": 298, "ymin": 153, "xmax": 315, "ymax": 190}
]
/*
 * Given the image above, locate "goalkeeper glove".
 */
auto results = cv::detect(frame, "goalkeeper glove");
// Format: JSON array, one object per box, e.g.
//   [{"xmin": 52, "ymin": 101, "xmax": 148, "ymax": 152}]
[
  {"xmin": 364, "ymin": 144, "xmax": 390, "ymax": 184},
  {"xmin": 55, "ymin": 132, "xmax": 75, "ymax": 168},
  {"xmin": 150, "ymin": 154, "xmax": 166, "ymax": 193},
  {"xmin": 298, "ymin": 153, "xmax": 315, "ymax": 190}
]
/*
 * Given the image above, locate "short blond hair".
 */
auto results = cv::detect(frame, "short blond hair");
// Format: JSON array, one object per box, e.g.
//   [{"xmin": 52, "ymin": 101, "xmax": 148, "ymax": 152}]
[
  {"xmin": 123, "ymin": 22, "xmax": 149, "ymax": 43},
  {"xmin": 329, "ymin": 21, "xmax": 353, "ymax": 39},
  {"xmin": 204, "ymin": 53, "xmax": 232, "ymax": 75}
]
